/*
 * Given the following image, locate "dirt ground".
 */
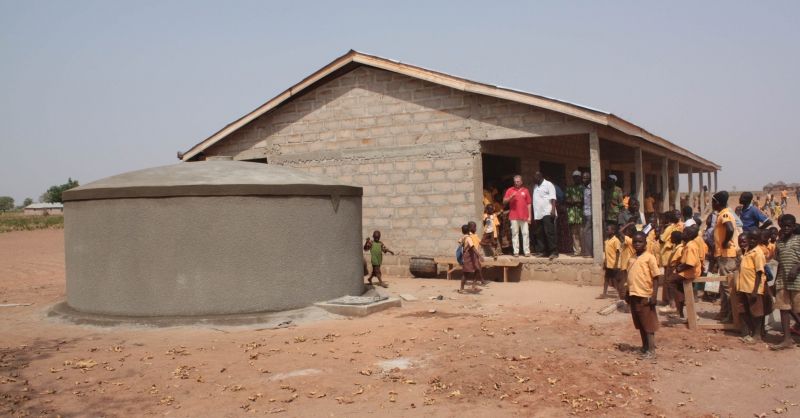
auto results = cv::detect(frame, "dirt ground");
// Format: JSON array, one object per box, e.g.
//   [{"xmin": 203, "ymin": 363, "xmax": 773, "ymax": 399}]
[{"xmin": 2, "ymin": 199, "xmax": 799, "ymax": 417}]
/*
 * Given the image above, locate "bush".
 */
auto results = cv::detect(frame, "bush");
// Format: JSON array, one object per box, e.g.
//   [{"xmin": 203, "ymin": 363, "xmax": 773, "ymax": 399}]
[{"xmin": 0, "ymin": 213, "xmax": 64, "ymax": 233}]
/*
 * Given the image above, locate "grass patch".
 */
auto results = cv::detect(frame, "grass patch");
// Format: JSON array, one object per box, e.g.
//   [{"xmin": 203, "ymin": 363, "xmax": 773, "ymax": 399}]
[{"xmin": 0, "ymin": 213, "xmax": 64, "ymax": 233}]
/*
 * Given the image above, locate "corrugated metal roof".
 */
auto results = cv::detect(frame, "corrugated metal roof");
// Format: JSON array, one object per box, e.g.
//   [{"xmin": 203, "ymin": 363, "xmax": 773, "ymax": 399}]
[{"xmin": 25, "ymin": 203, "xmax": 64, "ymax": 209}]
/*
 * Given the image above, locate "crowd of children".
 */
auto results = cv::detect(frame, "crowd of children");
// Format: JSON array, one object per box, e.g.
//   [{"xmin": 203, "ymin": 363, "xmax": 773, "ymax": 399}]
[{"xmin": 603, "ymin": 191, "xmax": 800, "ymax": 358}]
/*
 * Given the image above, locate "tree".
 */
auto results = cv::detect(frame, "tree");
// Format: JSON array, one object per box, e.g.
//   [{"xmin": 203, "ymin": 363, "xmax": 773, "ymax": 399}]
[
  {"xmin": 0, "ymin": 196, "xmax": 14, "ymax": 212},
  {"xmin": 23, "ymin": 197, "xmax": 33, "ymax": 207},
  {"xmin": 42, "ymin": 178, "xmax": 80, "ymax": 203}
]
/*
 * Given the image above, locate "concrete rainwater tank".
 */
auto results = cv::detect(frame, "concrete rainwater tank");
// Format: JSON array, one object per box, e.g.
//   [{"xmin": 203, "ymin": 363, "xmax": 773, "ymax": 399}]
[{"xmin": 62, "ymin": 161, "xmax": 364, "ymax": 317}]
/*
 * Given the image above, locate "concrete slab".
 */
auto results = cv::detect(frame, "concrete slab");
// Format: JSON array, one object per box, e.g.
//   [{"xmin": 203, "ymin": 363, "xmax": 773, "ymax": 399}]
[
  {"xmin": 48, "ymin": 302, "xmax": 340, "ymax": 328},
  {"xmin": 315, "ymin": 297, "xmax": 401, "ymax": 317}
]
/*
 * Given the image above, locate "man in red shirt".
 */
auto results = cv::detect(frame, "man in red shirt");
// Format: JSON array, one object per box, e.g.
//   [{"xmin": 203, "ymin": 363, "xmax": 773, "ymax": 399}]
[{"xmin": 503, "ymin": 175, "xmax": 532, "ymax": 257}]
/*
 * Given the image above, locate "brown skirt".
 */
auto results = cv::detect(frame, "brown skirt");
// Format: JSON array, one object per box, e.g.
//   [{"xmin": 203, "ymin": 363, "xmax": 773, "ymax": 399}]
[
  {"xmin": 462, "ymin": 246, "xmax": 481, "ymax": 273},
  {"xmin": 630, "ymin": 295, "xmax": 660, "ymax": 333},
  {"xmin": 735, "ymin": 291, "xmax": 765, "ymax": 317}
]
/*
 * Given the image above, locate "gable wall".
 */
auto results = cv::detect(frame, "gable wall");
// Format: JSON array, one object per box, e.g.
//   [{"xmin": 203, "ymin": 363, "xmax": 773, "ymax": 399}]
[{"xmin": 204, "ymin": 66, "xmax": 593, "ymax": 256}]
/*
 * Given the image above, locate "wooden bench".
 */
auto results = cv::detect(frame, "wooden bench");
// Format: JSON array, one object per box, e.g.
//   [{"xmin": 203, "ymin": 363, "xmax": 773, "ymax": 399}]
[
  {"xmin": 683, "ymin": 273, "xmax": 740, "ymax": 331},
  {"xmin": 433, "ymin": 257, "xmax": 521, "ymax": 282}
]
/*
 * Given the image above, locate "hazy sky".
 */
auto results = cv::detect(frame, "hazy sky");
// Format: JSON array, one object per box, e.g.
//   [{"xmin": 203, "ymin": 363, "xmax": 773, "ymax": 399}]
[{"xmin": 2, "ymin": 1, "xmax": 798, "ymax": 204}]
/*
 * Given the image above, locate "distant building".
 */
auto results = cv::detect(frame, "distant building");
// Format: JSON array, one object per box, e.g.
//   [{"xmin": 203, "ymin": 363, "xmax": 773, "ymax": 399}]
[
  {"xmin": 23, "ymin": 203, "xmax": 63, "ymax": 216},
  {"xmin": 762, "ymin": 182, "xmax": 799, "ymax": 194}
]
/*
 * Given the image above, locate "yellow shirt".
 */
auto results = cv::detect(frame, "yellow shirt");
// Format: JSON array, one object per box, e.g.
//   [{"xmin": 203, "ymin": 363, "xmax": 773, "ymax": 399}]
[
  {"xmin": 627, "ymin": 251, "xmax": 660, "ymax": 298},
  {"xmin": 604, "ymin": 236, "xmax": 622, "ymax": 269},
  {"xmin": 758, "ymin": 244, "xmax": 769, "ymax": 262},
  {"xmin": 714, "ymin": 208, "xmax": 738, "ymax": 258},
  {"xmin": 669, "ymin": 243, "xmax": 685, "ymax": 268},
  {"xmin": 766, "ymin": 242, "xmax": 776, "ymax": 261},
  {"xmin": 469, "ymin": 233, "xmax": 481, "ymax": 249},
  {"xmin": 694, "ymin": 235, "xmax": 708, "ymax": 263},
  {"xmin": 619, "ymin": 236, "xmax": 634, "ymax": 271},
  {"xmin": 679, "ymin": 239, "xmax": 702, "ymax": 280},
  {"xmin": 659, "ymin": 222, "xmax": 684, "ymax": 243},
  {"xmin": 658, "ymin": 222, "xmax": 683, "ymax": 266},
  {"xmin": 483, "ymin": 190, "xmax": 492, "ymax": 206},
  {"xmin": 738, "ymin": 246, "xmax": 766, "ymax": 294},
  {"xmin": 646, "ymin": 229, "xmax": 659, "ymax": 256}
]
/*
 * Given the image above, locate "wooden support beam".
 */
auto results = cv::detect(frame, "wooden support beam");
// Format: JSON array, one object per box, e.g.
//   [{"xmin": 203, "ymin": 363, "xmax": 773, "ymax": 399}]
[
  {"xmin": 713, "ymin": 171, "xmax": 718, "ymax": 193},
  {"xmin": 634, "ymin": 148, "xmax": 644, "ymax": 215},
  {"xmin": 590, "ymin": 132, "xmax": 603, "ymax": 263},
  {"xmin": 661, "ymin": 157, "xmax": 670, "ymax": 212},
  {"xmin": 687, "ymin": 166, "xmax": 694, "ymax": 211},
  {"xmin": 473, "ymin": 153, "xmax": 484, "ymax": 221},
  {"xmin": 699, "ymin": 170, "xmax": 706, "ymax": 215},
  {"xmin": 672, "ymin": 160, "xmax": 680, "ymax": 210}
]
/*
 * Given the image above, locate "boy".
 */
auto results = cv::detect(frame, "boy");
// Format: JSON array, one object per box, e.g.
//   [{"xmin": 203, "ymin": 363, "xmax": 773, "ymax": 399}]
[
  {"xmin": 626, "ymin": 231, "xmax": 662, "ymax": 359},
  {"xmin": 468, "ymin": 221, "xmax": 488, "ymax": 285},
  {"xmin": 658, "ymin": 210, "xmax": 684, "ymax": 263},
  {"xmin": 771, "ymin": 215, "xmax": 800, "ymax": 350},
  {"xmin": 658, "ymin": 231, "xmax": 685, "ymax": 314},
  {"xmin": 737, "ymin": 231, "xmax": 767, "ymax": 343},
  {"xmin": 675, "ymin": 226, "xmax": 702, "ymax": 320},
  {"xmin": 458, "ymin": 224, "xmax": 481, "ymax": 293},
  {"xmin": 364, "ymin": 230, "xmax": 394, "ymax": 288},
  {"xmin": 617, "ymin": 224, "xmax": 636, "ymax": 303},
  {"xmin": 644, "ymin": 214, "xmax": 660, "ymax": 257},
  {"xmin": 768, "ymin": 226, "xmax": 779, "ymax": 256},
  {"xmin": 480, "ymin": 204, "xmax": 501, "ymax": 258},
  {"xmin": 602, "ymin": 225, "xmax": 622, "ymax": 299}
]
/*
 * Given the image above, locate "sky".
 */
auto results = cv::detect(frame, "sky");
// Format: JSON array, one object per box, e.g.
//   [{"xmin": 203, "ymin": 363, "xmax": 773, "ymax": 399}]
[{"xmin": 2, "ymin": 1, "xmax": 798, "ymax": 204}]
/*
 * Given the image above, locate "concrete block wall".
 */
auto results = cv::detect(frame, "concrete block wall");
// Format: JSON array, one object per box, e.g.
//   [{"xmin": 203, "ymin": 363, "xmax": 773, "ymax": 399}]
[{"xmin": 204, "ymin": 65, "xmax": 592, "ymax": 257}]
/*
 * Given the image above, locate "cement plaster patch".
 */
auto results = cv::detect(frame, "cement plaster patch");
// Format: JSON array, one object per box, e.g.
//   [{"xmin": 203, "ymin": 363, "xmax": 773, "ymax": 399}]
[
  {"xmin": 314, "ymin": 297, "xmax": 401, "ymax": 317},
  {"xmin": 268, "ymin": 369, "xmax": 322, "ymax": 381},
  {"xmin": 376, "ymin": 358, "xmax": 413, "ymax": 371}
]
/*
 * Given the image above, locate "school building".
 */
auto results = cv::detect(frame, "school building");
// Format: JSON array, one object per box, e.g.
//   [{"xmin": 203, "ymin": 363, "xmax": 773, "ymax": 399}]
[{"xmin": 179, "ymin": 50, "xmax": 720, "ymax": 281}]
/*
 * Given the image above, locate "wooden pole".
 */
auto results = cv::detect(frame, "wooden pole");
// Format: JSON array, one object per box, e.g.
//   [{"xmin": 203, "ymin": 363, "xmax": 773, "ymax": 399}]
[
  {"xmin": 687, "ymin": 166, "xmax": 694, "ymax": 211},
  {"xmin": 634, "ymin": 148, "xmax": 644, "ymax": 217},
  {"xmin": 590, "ymin": 131, "xmax": 603, "ymax": 263},
  {"xmin": 672, "ymin": 160, "xmax": 680, "ymax": 210},
  {"xmin": 699, "ymin": 170, "xmax": 706, "ymax": 215},
  {"xmin": 661, "ymin": 157, "xmax": 669, "ymax": 212}
]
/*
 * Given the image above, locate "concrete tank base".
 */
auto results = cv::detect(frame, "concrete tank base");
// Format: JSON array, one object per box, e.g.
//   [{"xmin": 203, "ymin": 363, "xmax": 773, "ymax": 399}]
[{"xmin": 48, "ymin": 301, "xmax": 340, "ymax": 328}]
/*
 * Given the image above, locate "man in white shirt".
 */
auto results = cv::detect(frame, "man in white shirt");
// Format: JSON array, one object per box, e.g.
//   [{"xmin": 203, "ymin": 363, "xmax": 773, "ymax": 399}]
[{"xmin": 532, "ymin": 171, "xmax": 558, "ymax": 260}]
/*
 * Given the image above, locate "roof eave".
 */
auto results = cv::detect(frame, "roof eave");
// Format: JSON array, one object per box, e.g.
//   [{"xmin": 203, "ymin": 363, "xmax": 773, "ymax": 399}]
[{"xmin": 180, "ymin": 50, "xmax": 720, "ymax": 172}]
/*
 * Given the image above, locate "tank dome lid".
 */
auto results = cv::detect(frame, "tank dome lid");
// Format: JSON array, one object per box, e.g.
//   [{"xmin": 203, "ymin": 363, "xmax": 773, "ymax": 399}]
[{"xmin": 63, "ymin": 161, "xmax": 362, "ymax": 201}]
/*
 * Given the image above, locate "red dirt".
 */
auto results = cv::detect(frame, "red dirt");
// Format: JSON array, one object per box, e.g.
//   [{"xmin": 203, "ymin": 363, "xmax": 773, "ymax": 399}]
[{"xmin": 1, "ymin": 205, "xmax": 799, "ymax": 417}]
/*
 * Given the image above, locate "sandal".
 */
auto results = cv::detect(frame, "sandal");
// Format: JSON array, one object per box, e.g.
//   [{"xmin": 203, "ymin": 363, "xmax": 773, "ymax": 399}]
[{"xmin": 769, "ymin": 342, "xmax": 796, "ymax": 351}]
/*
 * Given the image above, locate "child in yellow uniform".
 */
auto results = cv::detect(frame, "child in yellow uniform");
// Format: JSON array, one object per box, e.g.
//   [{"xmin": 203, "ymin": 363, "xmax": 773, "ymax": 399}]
[
  {"xmin": 626, "ymin": 231, "xmax": 662, "ymax": 359},
  {"xmin": 659, "ymin": 210, "xmax": 684, "ymax": 265},
  {"xmin": 767, "ymin": 227, "xmax": 779, "ymax": 259},
  {"xmin": 737, "ymin": 231, "xmax": 767, "ymax": 343},
  {"xmin": 602, "ymin": 225, "xmax": 622, "ymax": 299},
  {"xmin": 644, "ymin": 214, "xmax": 660, "ymax": 257},
  {"xmin": 675, "ymin": 226, "xmax": 702, "ymax": 320},
  {"xmin": 758, "ymin": 229, "xmax": 773, "ymax": 262},
  {"xmin": 468, "ymin": 221, "xmax": 487, "ymax": 286},
  {"xmin": 617, "ymin": 225, "xmax": 636, "ymax": 302},
  {"xmin": 659, "ymin": 231, "xmax": 685, "ymax": 314}
]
